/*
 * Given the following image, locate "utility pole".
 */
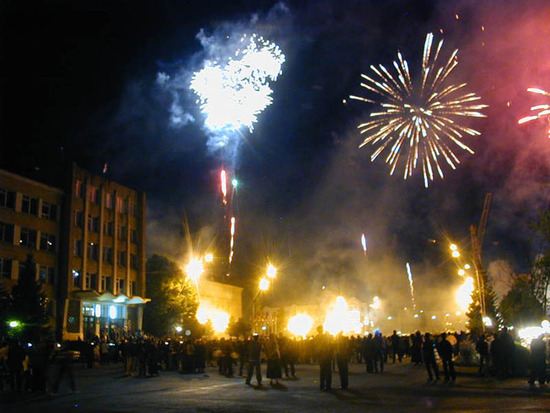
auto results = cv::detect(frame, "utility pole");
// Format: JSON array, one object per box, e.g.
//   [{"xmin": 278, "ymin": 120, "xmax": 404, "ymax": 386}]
[{"xmin": 470, "ymin": 193, "xmax": 492, "ymax": 326}]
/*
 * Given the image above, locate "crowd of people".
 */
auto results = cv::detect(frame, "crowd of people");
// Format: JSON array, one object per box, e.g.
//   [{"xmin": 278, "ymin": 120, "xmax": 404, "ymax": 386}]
[{"xmin": 0, "ymin": 326, "xmax": 547, "ymax": 396}]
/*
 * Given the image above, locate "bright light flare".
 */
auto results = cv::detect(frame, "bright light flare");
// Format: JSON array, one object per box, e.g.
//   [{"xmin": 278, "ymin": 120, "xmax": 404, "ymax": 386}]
[
  {"xmin": 186, "ymin": 258, "xmax": 204, "ymax": 283},
  {"xmin": 190, "ymin": 34, "xmax": 285, "ymax": 133},
  {"xmin": 323, "ymin": 296, "xmax": 363, "ymax": 335},
  {"xmin": 259, "ymin": 277, "xmax": 270, "ymax": 291},
  {"xmin": 361, "ymin": 233, "xmax": 367, "ymax": 255},
  {"xmin": 196, "ymin": 303, "xmax": 230, "ymax": 333},
  {"xmin": 351, "ymin": 33, "xmax": 487, "ymax": 187},
  {"xmin": 455, "ymin": 277, "xmax": 474, "ymax": 311},
  {"xmin": 324, "ymin": 296, "xmax": 349, "ymax": 336},
  {"xmin": 370, "ymin": 296, "xmax": 381, "ymax": 310},
  {"xmin": 266, "ymin": 263, "xmax": 277, "ymax": 279},
  {"xmin": 287, "ymin": 313, "xmax": 314, "ymax": 338}
]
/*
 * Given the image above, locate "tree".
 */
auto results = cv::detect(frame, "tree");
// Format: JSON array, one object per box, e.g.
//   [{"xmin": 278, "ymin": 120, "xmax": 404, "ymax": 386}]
[
  {"xmin": 0, "ymin": 282, "xmax": 11, "ymax": 337},
  {"xmin": 227, "ymin": 317, "xmax": 251, "ymax": 338},
  {"xmin": 531, "ymin": 253, "xmax": 550, "ymax": 315},
  {"xmin": 143, "ymin": 254, "xmax": 199, "ymax": 336},
  {"xmin": 499, "ymin": 273, "xmax": 544, "ymax": 327},
  {"xmin": 466, "ymin": 271, "xmax": 500, "ymax": 334},
  {"xmin": 10, "ymin": 252, "xmax": 49, "ymax": 341},
  {"xmin": 531, "ymin": 209, "xmax": 550, "ymax": 315}
]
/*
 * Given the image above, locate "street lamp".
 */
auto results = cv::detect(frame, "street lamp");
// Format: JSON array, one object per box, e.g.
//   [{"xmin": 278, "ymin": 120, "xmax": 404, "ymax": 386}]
[
  {"xmin": 259, "ymin": 277, "xmax": 270, "ymax": 291},
  {"xmin": 185, "ymin": 258, "xmax": 204, "ymax": 284},
  {"xmin": 266, "ymin": 263, "xmax": 277, "ymax": 279}
]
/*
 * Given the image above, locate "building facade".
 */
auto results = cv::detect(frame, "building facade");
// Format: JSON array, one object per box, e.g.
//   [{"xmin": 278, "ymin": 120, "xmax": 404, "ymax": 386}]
[
  {"xmin": 0, "ymin": 164, "xmax": 148, "ymax": 341},
  {"xmin": 0, "ymin": 169, "xmax": 64, "ymax": 329}
]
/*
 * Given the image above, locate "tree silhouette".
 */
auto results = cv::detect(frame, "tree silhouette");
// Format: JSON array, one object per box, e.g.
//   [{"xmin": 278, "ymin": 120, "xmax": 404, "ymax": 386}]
[
  {"xmin": 10, "ymin": 252, "xmax": 49, "ymax": 341},
  {"xmin": 143, "ymin": 254, "xmax": 199, "ymax": 336}
]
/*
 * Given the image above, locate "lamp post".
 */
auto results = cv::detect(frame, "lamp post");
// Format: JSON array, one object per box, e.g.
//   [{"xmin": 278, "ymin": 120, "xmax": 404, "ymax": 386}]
[{"xmin": 251, "ymin": 263, "xmax": 278, "ymax": 334}]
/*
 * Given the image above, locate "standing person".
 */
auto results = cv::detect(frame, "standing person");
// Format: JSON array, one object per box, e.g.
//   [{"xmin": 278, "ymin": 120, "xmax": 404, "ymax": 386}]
[
  {"xmin": 315, "ymin": 326, "xmax": 333, "ymax": 390},
  {"xmin": 422, "ymin": 333, "xmax": 439, "ymax": 382},
  {"xmin": 476, "ymin": 334, "xmax": 490, "ymax": 377},
  {"xmin": 437, "ymin": 333, "xmax": 456, "ymax": 383},
  {"xmin": 336, "ymin": 333, "xmax": 349, "ymax": 389},
  {"xmin": 265, "ymin": 335, "xmax": 282, "ymax": 386},
  {"xmin": 499, "ymin": 327, "xmax": 515, "ymax": 378},
  {"xmin": 7, "ymin": 339, "xmax": 24, "ymax": 393},
  {"xmin": 245, "ymin": 334, "xmax": 263, "ymax": 386},
  {"xmin": 411, "ymin": 331, "xmax": 423, "ymax": 366},
  {"xmin": 363, "ymin": 333, "xmax": 375, "ymax": 373},
  {"xmin": 391, "ymin": 330, "xmax": 402, "ymax": 363},
  {"xmin": 373, "ymin": 331, "xmax": 385, "ymax": 373},
  {"xmin": 51, "ymin": 345, "xmax": 78, "ymax": 396},
  {"xmin": 528, "ymin": 334, "xmax": 547, "ymax": 388}
]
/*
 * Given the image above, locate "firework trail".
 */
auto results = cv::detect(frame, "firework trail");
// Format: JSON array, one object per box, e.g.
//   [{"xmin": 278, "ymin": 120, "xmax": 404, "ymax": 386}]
[
  {"xmin": 229, "ymin": 216, "xmax": 236, "ymax": 264},
  {"xmin": 361, "ymin": 233, "xmax": 367, "ymax": 256},
  {"xmin": 406, "ymin": 262, "xmax": 416, "ymax": 310},
  {"xmin": 220, "ymin": 169, "xmax": 228, "ymax": 205},
  {"xmin": 350, "ymin": 33, "xmax": 487, "ymax": 187},
  {"xmin": 518, "ymin": 88, "xmax": 550, "ymax": 138}
]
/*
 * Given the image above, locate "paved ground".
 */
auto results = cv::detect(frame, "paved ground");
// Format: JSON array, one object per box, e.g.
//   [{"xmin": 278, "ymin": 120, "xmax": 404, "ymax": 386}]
[{"xmin": 2, "ymin": 361, "xmax": 549, "ymax": 412}]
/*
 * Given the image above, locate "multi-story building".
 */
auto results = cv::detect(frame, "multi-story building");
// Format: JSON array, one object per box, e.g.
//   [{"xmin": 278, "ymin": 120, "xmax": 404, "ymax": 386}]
[
  {"xmin": 0, "ymin": 164, "xmax": 148, "ymax": 341},
  {"xmin": 0, "ymin": 169, "xmax": 63, "ymax": 328}
]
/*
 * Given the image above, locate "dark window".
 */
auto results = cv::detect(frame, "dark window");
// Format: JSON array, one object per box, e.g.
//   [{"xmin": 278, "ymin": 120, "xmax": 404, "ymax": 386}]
[
  {"xmin": 104, "ymin": 221, "xmax": 114, "ymax": 236},
  {"xmin": 39, "ymin": 266, "xmax": 55, "ymax": 284},
  {"xmin": 105, "ymin": 193, "xmax": 113, "ymax": 209},
  {"xmin": 130, "ymin": 254, "xmax": 139, "ymax": 270},
  {"xmin": 21, "ymin": 195, "xmax": 39, "ymax": 215},
  {"xmin": 20, "ymin": 227, "xmax": 37, "ymax": 247},
  {"xmin": 0, "ymin": 258, "xmax": 12, "ymax": 278},
  {"xmin": 105, "ymin": 276, "xmax": 113, "ymax": 293},
  {"xmin": 131, "ymin": 229, "xmax": 138, "ymax": 244},
  {"xmin": 88, "ymin": 186, "xmax": 98, "ymax": 203},
  {"xmin": 88, "ymin": 243, "xmax": 98, "ymax": 261},
  {"xmin": 74, "ymin": 239, "xmax": 83, "ymax": 257},
  {"xmin": 131, "ymin": 281, "xmax": 137, "ymax": 297},
  {"xmin": 0, "ymin": 222, "xmax": 14, "ymax": 243},
  {"xmin": 75, "ymin": 180, "xmax": 83, "ymax": 198},
  {"xmin": 86, "ymin": 273, "xmax": 98, "ymax": 290},
  {"xmin": 88, "ymin": 216, "xmax": 99, "ymax": 232},
  {"xmin": 74, "ymin": 211, "xmax": 84, "ymax": 228},
  {"xmin": 72, "ymin": 270, "xmax": 82, "ymax": 288},
  {"xmin": 41, "ymin": 202, "xmax": 57, "ymax": 220},
  {"xmin": 0, "ymin": 188, "xmax": 16, "ymax": 209},
  {"xmin": 118, "ymin": 226, "xmax": 127, "ymax": 240},
  {"xmin": 40, "ymin": 233, "xmax": 56, "ymax": 252},
  {"xmin": 117, "ymin": 278, "xmax": 125, "ymax": 294},
  {"xmin": 103, "ymin": 247, "xmax": 113, "ymax": 264},
  {"xmin": 118, "ymin": 251, "xmax": 126, "ymax": 266}
]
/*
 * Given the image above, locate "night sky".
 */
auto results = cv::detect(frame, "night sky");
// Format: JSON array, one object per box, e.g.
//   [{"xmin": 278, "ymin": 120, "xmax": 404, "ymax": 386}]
[{"xmin": 2, "ymin": 0, "xmax": 550, "ymax": 314}]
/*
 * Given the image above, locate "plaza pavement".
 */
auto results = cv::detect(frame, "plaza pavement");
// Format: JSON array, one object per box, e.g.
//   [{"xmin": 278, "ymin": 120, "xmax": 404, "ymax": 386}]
[{"xmin": 2, "ymin": 360, "xmax": 549, "ymax": 412}]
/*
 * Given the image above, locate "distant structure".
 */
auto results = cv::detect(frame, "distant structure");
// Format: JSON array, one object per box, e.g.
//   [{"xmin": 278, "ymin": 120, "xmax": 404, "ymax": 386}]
[{"xmin": 0, "ymin": 164, "xmax": 148, "ymax": 341}]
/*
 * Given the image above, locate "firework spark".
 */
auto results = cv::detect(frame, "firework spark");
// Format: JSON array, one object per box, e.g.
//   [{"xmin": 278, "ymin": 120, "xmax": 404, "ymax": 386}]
[
  {"xmin": 220, "ymin": 169, "xmax": 228, "ymax": 205},
  {"xmin": 406, "ymin": 263, "xmax": 416, "ymax": 310},
  {"xmin": 350, "ymin": 33, "xmax": 487, "ymax": 187},
  {"xmin": 190, "ymin": 33, "xmax": 285, "ymax": 133},
  {"xmin": 229, "ymin": 216, "xmax": 236, "ymax": 264},
  {"xmin": 518, "ymin": 88, "xmax": 550, "ymax": 138},
  {"xmin": 361, "ymin": 233, "xmax": 367, "ymax": 255}
]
